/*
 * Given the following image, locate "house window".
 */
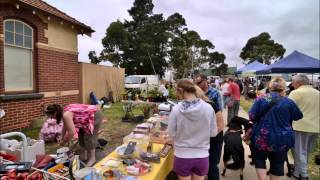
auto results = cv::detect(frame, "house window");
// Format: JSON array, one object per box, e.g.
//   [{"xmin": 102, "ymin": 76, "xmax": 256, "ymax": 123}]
[{"xmin": 4, "ymin": 19, "xmax": 34, "ymax": 92}]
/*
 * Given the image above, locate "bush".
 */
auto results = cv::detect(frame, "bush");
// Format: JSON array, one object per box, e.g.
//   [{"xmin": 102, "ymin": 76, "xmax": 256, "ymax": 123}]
[{"xmin": 168, "ymin": 87, "xmax": 177, "ymax": 100}]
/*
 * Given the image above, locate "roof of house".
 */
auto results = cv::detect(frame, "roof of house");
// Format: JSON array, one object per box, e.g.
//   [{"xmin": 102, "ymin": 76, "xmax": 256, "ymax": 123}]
[{"xmin": 15, "ymin": 0, "xmax": 94, "ymax": 35}]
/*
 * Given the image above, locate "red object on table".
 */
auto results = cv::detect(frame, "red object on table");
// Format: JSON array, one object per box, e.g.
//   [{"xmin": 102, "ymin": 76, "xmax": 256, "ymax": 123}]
[{"xmin": 0, "ymin": 153, "xmax": 16, "ymax": 161}]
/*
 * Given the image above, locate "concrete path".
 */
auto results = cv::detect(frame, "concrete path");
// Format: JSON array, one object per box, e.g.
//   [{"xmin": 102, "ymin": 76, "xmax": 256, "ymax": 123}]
[{"xmin": 220, "ymin": 107, "xmax": 292, "ymax": 180}]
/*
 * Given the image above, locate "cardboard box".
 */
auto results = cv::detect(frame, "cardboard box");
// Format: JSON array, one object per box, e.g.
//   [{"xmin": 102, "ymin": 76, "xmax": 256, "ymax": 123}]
[{"xmin": 6, "ymin": 140, "xmax": 45, "ymax": 162}]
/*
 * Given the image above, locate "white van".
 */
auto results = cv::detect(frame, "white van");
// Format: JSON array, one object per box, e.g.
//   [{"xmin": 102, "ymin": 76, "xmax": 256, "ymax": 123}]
[{"xmin": 125, "ymin": 75, "xmax": 160, "ymax": 91}]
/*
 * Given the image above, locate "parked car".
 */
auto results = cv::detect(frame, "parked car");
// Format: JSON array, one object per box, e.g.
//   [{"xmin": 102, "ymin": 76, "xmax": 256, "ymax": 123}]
[{"xmin": 125, "ymin": 75, "xmax": 160, "ymax": 91}]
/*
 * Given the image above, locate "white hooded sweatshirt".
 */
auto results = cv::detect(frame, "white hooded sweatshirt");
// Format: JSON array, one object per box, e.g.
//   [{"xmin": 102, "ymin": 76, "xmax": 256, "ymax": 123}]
[{"xmin": 168, "ymin": 98, "xmax": 217, "ymax": 158}]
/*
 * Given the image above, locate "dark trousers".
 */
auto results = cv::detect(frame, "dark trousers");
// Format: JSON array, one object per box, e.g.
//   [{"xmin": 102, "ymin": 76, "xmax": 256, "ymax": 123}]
[{"xmin": 208, "ymin": 131, "xmax": 223, "ymax": 180}]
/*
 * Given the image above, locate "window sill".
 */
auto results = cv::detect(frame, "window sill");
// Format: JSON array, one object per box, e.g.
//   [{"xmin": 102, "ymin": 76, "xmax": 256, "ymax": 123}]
[{"xmin": 0, "ymin": 93, "xmax": 43, "ymax": 102}]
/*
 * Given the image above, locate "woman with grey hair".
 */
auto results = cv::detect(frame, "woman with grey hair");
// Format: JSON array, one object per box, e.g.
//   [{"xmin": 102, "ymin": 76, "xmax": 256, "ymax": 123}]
[
  {"xmin": 289, "ymin": 74, "xmax": 320, "ymax": 179},
  {"xmin": 249, "ymin": 77, "xmax": 303, "ymax": 180}
]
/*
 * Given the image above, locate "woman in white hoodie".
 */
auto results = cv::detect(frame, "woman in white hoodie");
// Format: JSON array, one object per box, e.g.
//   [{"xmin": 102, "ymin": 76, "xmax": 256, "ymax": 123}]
[{"xmin": 168, "ymin": 79, "xmax": 218, "ymax": 180}]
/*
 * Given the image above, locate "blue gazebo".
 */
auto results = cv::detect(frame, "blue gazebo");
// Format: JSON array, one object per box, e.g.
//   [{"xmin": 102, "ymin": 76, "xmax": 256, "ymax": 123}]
[
  {"xmin": 257, "ymin": 51, "xmax": 320, "ymax": 74},
  {"xmin": 236, "ymin": 61, "xmax": 268, "ymax": 76}
]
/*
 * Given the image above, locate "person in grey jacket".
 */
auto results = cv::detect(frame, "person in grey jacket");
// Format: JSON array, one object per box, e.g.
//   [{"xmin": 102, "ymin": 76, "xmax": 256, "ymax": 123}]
[{"xmin": 168, "ymin": 79, "xmax": 218, "ymax": 180}]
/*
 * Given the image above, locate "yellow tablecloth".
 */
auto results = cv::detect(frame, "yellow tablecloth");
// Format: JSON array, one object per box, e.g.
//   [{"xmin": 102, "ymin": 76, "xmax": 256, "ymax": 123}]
[{"xmin": 94, "ymin": 143, "xmax": 174, "ymax": 180}]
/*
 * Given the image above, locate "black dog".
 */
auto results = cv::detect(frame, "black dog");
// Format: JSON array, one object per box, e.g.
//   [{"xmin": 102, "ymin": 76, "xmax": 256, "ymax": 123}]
[
  {"xmin": 221, "ymin": 116, "xmax": 250, "ymax": 180},
  {"xmin": 228, "ymin": 116, "xmax": 294, "ymax": 178}
]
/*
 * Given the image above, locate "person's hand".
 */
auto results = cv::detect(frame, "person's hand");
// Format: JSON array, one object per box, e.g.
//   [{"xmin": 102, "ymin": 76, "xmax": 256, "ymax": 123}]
[{"xmin": 58, "ymin": 137, "xmax": 66, "ymax": 146}]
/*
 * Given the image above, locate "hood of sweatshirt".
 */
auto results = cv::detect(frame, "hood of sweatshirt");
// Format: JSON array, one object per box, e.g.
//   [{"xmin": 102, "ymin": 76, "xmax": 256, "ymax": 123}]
[{"xmin": 179, "ymin": 98, "xmax": 203, "ymax": 121}]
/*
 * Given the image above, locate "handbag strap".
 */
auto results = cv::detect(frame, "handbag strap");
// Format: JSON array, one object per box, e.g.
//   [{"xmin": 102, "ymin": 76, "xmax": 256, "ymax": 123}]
[{"xmin": 255, "ymin": 96, "xmax": 283, "ymax": 121}]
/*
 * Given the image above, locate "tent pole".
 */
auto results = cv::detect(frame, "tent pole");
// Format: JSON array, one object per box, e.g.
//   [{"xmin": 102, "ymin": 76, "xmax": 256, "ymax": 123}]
[{"xmin": 256, "ymin": 75, "xmax": 258, "ymax": 93}]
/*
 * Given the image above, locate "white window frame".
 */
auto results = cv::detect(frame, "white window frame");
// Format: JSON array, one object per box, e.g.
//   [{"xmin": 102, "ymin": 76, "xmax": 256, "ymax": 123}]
[{"xmin": 4, "ymin": 19, "xmax": 34, "ymax": 92}]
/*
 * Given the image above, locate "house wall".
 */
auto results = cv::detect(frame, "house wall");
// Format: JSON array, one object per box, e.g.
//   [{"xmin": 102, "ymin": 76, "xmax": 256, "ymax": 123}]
[
  {"xmin": 43, "ymin": 15, "xmax": 78, "ymax": 52},
  {"xmin": 0, "ymin": 4, "xmax": 81, "ymax": 133}
]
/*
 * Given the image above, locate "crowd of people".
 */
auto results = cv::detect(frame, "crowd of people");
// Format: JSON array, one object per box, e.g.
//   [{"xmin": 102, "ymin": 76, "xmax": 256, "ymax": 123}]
[
  {"xmin": 42, "ymin": 73, "xmax": 319, "ymax": 180},
  {"xmin": 168, "ymin": 74, "xmax": 319, "ymax": 180}
]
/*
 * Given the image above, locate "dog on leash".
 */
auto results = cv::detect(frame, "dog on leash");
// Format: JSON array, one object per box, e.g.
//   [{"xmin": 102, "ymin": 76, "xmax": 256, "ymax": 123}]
[
  {"xmin": 224, "ymin": 116, "xmax": 294, "ymax": 178},
  {"xmin": 221, "ymin": 118, "xmax": 246, "ymax": 180},
  {"xmin": 221, "ymin": 116, "xmax": 253, "ymax": 180}
]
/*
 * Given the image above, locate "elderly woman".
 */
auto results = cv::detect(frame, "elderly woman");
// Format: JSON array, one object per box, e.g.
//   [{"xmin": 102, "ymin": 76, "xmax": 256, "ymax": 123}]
[{"xmin": 249, "ymin": 77, "xmax": 303, "ymax": 180}]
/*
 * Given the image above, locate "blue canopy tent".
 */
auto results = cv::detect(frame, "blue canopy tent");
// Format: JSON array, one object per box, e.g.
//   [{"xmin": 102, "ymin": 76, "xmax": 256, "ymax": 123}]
[
  {"xmin": 257, "ymin": 51, "xmax": 320, "ymax": 74},
  {"xmin": 236, "ymin": 61, "xmax": 268, "ymax": 75}
]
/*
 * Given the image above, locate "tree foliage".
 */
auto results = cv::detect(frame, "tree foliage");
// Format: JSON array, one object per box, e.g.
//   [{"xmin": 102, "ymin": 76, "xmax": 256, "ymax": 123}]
[
  {"xmin": 240, "ymin": 32, "xmax": 286, "ymax": 65},
  {"xmin": 89, "ymin": 0, "xmax": 226, "ymax": 78}
]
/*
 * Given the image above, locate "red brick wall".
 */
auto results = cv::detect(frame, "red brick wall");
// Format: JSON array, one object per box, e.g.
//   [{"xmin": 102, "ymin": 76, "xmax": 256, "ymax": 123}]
[
  {"xmin": 0, "ymin": 4, "xmax": 81, "ymax": 132},
  {"xmin": 0, "ymin": 95, "xmax": 79, "ymax": 133},
  {"xmin": 37, "ymin": 48, "xmax": 79, "ymax": 92}
]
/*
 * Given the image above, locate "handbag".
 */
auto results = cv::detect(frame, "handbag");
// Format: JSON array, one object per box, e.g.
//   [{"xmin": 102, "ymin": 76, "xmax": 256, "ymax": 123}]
[{"xmin": 242, "ymin": 96, "xmax": 283, "ymax": 145}]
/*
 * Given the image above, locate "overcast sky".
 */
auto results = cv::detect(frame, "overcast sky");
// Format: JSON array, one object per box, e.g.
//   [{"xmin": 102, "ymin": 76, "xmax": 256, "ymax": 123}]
[{"xmin": 46, "ymin": 0, "xmax": 319, "ymax": 68}]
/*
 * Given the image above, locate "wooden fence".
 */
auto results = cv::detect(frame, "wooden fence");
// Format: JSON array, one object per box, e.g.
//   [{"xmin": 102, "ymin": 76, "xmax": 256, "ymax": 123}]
[{"xmin": 79, "ymin": 63, "xmax": 125, "ymax": 104}]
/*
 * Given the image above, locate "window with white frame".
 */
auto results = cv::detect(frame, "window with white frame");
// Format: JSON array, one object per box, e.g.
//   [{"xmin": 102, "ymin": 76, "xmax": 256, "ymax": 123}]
[{"xmin": 4, "ymin": 19, "xmax": 34, "ymax": 92}]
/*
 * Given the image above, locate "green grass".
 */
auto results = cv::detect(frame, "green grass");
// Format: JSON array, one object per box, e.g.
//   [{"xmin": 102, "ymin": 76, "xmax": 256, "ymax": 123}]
[
  {"xmin": 309, "ymin": 139, "xmax": 320, "ymax": 180},
  {"xmin": 240, "ymin": 96, "xmax": 253, "ymax": 112},
  {"xmin": 98, "ymin": 102, "xmax": 145, "ymax": 155},
  {"xmin": 21, "ymin": 102, "xmax": 147, "ymax": 157}
]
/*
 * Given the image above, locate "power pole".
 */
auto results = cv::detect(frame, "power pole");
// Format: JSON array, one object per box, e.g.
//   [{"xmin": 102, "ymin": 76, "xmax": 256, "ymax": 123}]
[{"xmin": 147, "ymin": 51, "xmax": 157, "ymax": 75}]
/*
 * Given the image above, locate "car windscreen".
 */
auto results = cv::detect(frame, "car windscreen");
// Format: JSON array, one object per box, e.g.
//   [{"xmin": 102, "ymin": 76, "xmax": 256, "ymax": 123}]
[{"xmin": 125, "ymin": 77, "xmax": 142, "ymax": 84}]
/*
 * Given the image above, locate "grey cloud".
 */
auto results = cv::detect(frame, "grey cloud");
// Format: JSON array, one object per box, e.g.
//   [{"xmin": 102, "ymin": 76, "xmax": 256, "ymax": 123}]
[{"xmin": 46, "ymin": 0, "xmax": 319, "ymax": 66}]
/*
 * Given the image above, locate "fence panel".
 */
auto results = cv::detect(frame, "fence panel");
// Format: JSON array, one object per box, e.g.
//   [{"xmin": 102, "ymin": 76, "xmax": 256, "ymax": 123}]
[{"xmin": 80, "ymin": 63, "xmax": 125, "ymax": 104}]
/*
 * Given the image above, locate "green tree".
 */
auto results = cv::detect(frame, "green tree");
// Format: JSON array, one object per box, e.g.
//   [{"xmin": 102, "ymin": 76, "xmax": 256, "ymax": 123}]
[
  {"xmin": 240, "ymin": 32, "xmax": 286, "ymax": 65},
  {"xmin": 89, "ymin": 0, "xmax": 170, "ymax": 76},
  {"xmin": 100, "ymin": 21, "xmax": 129, "ymax": 67},
  {"xmin": 215, "ymin": 63, "xmax": 228, "ymax": 76},
  {"xmin": 89, "ymin": 51, "xmax": 101, "ymax": 64},
  {"xmin": 89, "ymin": 0, "xmax": 226, "ymax": 78},
  {"xmin": 168, "ymin": 27, "xmax": 219, "ymax": 78}
]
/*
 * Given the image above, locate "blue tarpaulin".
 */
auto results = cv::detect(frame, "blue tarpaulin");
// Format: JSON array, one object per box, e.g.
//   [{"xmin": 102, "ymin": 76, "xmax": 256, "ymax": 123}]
[
  {"xmin": 236, "ymin": 61, "xmax": 268, "ymax": 74},
  {"xmin": 257, "ymin": 51, "xmax": 320, "ymax": 74}
]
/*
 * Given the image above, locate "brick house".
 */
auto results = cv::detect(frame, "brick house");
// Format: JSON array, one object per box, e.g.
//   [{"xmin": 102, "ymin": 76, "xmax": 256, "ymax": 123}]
[{"xmin": 0, "ymin": 0, "xmax": 94, "ymax": 132}]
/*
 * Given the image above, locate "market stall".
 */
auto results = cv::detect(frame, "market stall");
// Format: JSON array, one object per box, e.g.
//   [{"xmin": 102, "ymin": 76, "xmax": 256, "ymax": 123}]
[
  {"xmin": 94, "ymin": 115, "xmax": 174, "ymax": 180},
  {"xmin": 236, "ymin": 60, "xmax": 267, "ymax": 76},
  {"xmin": 256, "ymin": 50, "xmax": 320, "ymax": 74}
]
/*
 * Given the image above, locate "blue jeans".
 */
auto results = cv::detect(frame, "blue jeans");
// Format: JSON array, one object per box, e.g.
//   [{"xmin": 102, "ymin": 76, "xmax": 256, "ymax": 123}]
[
  {"xmin": 208, "ymin": 131, "xmax": 223, "ymax": 180},
  {"xmin": 222, "ymin": 95, "xmax": 229, "ymax": 109}
]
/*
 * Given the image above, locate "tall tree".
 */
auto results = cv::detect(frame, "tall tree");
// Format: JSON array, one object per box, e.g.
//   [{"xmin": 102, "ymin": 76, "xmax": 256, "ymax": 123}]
[
  {"xmin": 89, "ymin": 0, "xmax": 226, "ymax": 78},
  {"xmin": 100, "ymin": 21, "xmax": 129, "ymax": 67},
  {"xmin": 89, "ymin": 0, "xmax": 170, "ymax": 76},
  {"xmin": 240, "ymin": 32, "xmax": 286, "ymax": 65},
  {"xmin": 89, "ymin": 51, "xmax": 101, "ymax": 64},
  {"xmin": 168, "ymin": 26, "xmax": 219, "ymax": 78}
]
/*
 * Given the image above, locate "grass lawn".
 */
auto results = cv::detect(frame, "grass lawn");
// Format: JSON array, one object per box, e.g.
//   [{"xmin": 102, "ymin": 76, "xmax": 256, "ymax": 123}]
[
  {"xmin": 240, "ymin": 96, "xmax": 253, "ymax": 112},
  {"xmin": 240, "ymin": 96, "xmax": 320, "ymax": 179},
  {"xmin": 21, "ymin": 102, "xmax": 146, "ymax": 160}
]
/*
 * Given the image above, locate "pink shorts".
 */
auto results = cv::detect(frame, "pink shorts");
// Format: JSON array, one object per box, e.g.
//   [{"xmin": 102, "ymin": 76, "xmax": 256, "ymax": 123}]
[{"xmin": 173, "ymin": 156, "xmax": 209, "ymax": 177}]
